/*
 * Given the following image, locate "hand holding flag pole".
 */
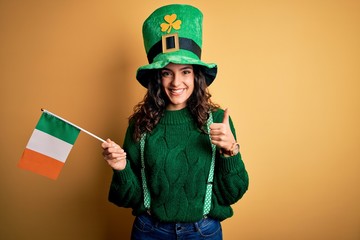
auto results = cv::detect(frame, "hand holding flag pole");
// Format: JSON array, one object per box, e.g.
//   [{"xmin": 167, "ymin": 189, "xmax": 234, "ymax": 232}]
[{"xmin": 18, "ymin": 108, "xmax": 106, "ymax": 180}]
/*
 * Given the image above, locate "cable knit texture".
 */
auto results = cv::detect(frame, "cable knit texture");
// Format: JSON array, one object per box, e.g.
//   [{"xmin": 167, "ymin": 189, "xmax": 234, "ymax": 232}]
[{"xmin": 108, "ymin": 108, "xmax": 248, "ymax": 223}]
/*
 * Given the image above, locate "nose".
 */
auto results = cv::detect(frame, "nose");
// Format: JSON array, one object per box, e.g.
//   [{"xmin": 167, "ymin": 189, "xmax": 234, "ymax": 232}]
[{"xmin": 170, "ymin": 73, "xmax": 181, "ymax": 87}]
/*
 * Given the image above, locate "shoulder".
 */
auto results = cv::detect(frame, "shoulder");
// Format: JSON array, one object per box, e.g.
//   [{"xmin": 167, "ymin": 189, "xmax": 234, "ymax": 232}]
[{"xmin": 124, "ymin": 120, "xmax": 136, "ymax": 141}]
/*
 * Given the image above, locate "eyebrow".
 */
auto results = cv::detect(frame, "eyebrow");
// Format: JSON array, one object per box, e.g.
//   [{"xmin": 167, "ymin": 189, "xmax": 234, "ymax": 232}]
[{"xmin": 162, "ymin": 66, "xmax": 193, "ymax": 71}]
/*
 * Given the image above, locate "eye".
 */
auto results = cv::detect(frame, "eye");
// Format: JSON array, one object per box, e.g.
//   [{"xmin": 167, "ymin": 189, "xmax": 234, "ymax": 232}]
[
  {"xmin": 182, "ymin": 69, "xmax": 192, "ymax": 75},
  {"xmin": 161, "ymin": 70, "xmax": 172, "ymax": 78}
]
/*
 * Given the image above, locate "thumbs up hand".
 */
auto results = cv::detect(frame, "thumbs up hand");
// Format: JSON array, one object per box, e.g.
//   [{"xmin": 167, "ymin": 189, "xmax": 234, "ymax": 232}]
[{"xmin": 209, "ymin": 108, "xmax": 236, "ymax": 152}]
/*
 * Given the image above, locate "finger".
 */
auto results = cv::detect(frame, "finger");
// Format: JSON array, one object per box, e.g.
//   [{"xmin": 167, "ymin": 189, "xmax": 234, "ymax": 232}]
[
  {"xmin": 210, "ymin": 134, "xmax": 226, "ymax": 142},
  {"xmin": 209, "ymin": 123, "xmax": 224, "ymax": 130},
  {"xmin": 110, "ymin": 145, "xmax": 126, "ymax": 154},
  {"xmin": 210, "ymin": 138, "xmax": 226, "ymax": 149},
  {"xmin": 210, "ymin": 127, "xmax": 227, "ymax": 135},
  {"xmin": 105, "ymin": 148, "xmax": 126, "ymax": 158},
  {"xmin": 101, "ymin": 138, "xmax": 113, "ymax": 149},
  {"xmin": 105, "ymin": 152, "xmax": 125, "ymax": 161},
  {"xmin": 102, "ymin": 141, "xmax": 125, "ymax": 158},
  {"xmin": 107, "ymin": 140, "xmax": 122, "ymax": 151},
  {"xmin": 222, "ymin": 108, "xmax": 230, "ymax": 125}
]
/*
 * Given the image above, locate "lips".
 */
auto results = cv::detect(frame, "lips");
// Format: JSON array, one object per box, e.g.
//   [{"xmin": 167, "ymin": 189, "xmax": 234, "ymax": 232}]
[{"xmin": 169, "ymin": 88, "xmax": 186, "ymax": 96}]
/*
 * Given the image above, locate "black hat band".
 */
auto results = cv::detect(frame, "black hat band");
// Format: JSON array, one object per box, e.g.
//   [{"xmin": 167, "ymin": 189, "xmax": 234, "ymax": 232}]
[{"xmin": 147, "ymin": 34, "xmax": 202, "ymax": 63}]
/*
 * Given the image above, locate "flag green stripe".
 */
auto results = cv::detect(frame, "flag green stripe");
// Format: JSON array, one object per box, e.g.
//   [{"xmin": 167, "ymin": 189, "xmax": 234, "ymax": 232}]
[{"xmin": 35, "ymin": 112, "xmax": 80, "ymax": 144}]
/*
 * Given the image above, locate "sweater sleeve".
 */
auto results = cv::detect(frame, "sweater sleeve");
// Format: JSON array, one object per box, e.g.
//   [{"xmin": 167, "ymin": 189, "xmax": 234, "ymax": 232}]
[
  {"xmin": 212, "ymin": 109, "xmax": 249, "ymax": 205},
  {"xmin": 108, "ymin": 124, "xmax": 143, "ymax": 208}
]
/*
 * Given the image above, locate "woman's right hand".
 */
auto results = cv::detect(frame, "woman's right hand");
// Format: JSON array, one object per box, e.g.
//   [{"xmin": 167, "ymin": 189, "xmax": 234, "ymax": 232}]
[{"xmin": 101, "ymin": 139, "xmax": 127, "ymax": 170}]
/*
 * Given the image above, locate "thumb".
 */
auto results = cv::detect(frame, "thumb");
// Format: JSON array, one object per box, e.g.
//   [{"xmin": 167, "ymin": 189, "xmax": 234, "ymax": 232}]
[
  {"xmin": 101, "ymin": 138, "xmax": 111, "ymax": 148},
  {"xmin": 222, "ymin": 108, "xmax": 230, "ymax": 125}
]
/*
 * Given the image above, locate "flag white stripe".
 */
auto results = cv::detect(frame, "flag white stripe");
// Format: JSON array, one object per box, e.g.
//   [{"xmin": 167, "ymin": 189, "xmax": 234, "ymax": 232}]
[{"xmin": 26, "ymin": 129, "xmax": 73, "ymax": 163}]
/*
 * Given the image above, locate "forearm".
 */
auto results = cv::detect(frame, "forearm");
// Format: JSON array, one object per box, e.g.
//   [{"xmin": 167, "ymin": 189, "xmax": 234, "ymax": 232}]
[
  {"xmin": 108, "ymin": 161, "xmax": 143, "ymax": 208},
  {"xmin": 213, "ymin": 153, "xmax": 249, "ymax": 205}
]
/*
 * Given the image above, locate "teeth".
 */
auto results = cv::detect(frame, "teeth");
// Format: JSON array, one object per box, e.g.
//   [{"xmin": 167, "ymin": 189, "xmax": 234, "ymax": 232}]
[{"xmin": 171, "ymin": 89, "xmax": 184, "ymax": 94}]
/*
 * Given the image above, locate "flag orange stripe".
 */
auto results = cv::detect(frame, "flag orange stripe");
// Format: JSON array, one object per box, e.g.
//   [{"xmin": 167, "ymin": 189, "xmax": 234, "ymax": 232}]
[{"xmin": 18, "ymin": 148, "xmax": 64, "ymax": 180}]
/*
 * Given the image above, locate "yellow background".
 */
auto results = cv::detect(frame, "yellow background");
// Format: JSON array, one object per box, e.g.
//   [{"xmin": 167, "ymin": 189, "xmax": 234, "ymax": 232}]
[{"xmin": 1, "ymin": 0, "xmax": 359, "ymax": 239}]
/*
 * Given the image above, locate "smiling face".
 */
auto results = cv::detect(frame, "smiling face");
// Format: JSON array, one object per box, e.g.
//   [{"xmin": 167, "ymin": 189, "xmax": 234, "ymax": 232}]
[{"xmin": 161, "ymin": 63, "xmax": 195, "ymax": 110}]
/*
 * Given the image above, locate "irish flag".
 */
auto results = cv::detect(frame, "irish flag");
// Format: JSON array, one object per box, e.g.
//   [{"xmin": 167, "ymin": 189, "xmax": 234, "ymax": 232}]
[{"xmin": 18, "ymin": 111, "xmax": 80, "ymax": 180}]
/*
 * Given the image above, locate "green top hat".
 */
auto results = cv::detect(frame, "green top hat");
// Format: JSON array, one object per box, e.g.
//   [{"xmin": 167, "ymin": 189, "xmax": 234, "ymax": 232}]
[{"xmin": 136, "ymin": 4, "xmax": 217, "ymax": 88}]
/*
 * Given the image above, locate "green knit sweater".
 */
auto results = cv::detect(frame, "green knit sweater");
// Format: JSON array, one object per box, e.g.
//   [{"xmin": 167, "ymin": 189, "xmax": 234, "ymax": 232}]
[{"xmin": 108, "ymin": 108, "xmax": 248, "ymax": 222}]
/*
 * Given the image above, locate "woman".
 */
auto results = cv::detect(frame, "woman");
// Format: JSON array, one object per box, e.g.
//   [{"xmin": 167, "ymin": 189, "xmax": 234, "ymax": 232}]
[{"xmin": 102, "ymin": 4, "xmax": 248, "ymax": 239}]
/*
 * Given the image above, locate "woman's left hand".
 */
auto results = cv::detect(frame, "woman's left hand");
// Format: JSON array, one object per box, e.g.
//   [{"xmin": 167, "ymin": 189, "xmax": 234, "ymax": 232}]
[{"xmin": 209, "ymin": 108, "xmax": 236, "ymax": 151}]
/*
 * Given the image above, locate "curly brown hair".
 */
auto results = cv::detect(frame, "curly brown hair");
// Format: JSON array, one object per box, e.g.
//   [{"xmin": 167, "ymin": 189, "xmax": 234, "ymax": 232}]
[{"xmin": 129, "ymin": 65, "xmax": 219, "ymax": 141}]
